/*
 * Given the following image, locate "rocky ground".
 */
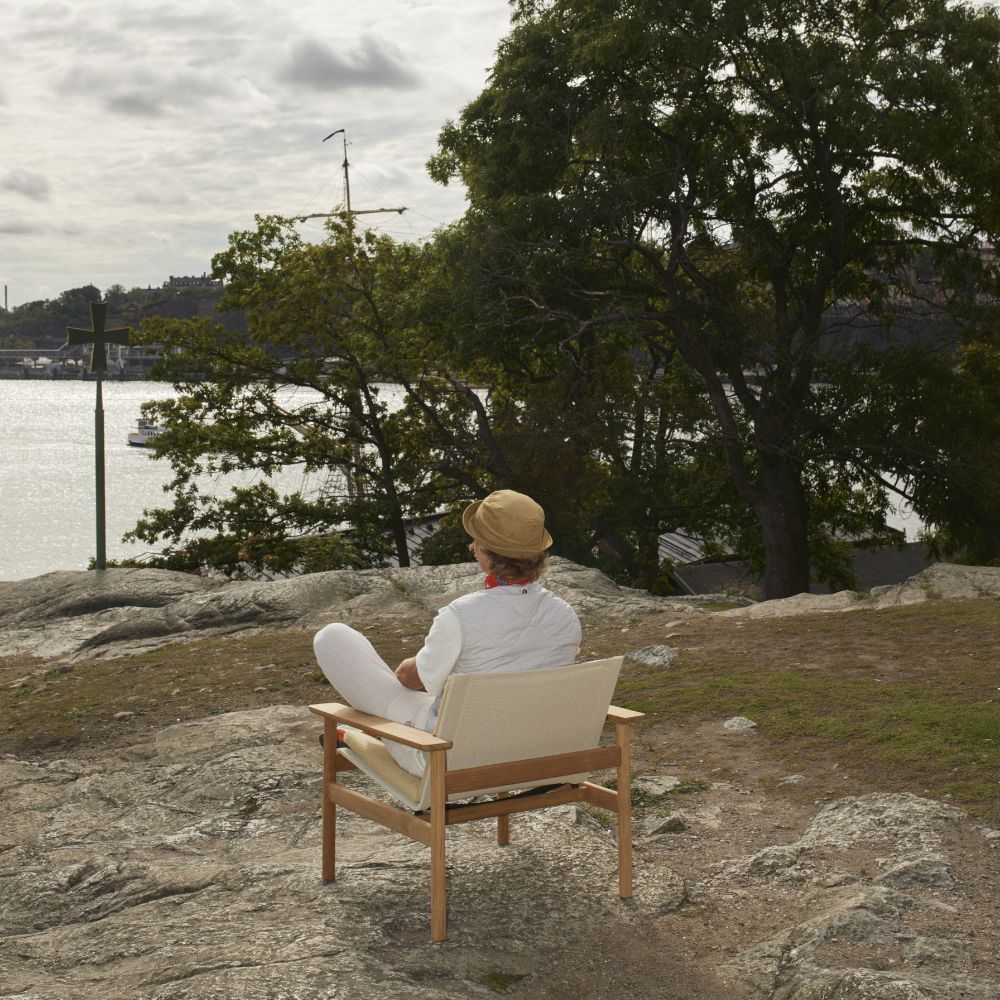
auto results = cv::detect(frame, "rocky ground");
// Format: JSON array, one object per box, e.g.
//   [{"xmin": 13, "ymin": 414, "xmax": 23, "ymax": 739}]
[{"xmin": 1, "ymin": 561, "xmax": 998, "ymax": 999}]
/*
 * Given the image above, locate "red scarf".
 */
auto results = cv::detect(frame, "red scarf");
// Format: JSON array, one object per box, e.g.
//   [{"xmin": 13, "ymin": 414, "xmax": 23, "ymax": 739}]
[{"xmin": 484, "ymin": 574, "xmax": 533, "ymax": 589}]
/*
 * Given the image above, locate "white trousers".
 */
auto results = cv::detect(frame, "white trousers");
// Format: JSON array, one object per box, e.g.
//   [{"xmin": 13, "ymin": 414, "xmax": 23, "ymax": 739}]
[{"xmin": 313, "ymin": 623, "xmax": 434, "ymax": 776}]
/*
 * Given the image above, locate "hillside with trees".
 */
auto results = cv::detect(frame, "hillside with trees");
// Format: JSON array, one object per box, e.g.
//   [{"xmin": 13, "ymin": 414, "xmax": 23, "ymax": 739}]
[{"xmin": 0, "ymin": 283, "xmax": 245, "ymax": 350}]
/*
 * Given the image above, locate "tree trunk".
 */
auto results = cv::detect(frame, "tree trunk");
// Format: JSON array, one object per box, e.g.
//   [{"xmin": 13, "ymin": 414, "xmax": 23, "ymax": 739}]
[
  {"xmin": 376, "ymin": 455, "xmax": 410, "ymax": 568},
  {"xmin": 754, "ymin": 454, "xmax": 811, "ymax": 600},
  {"xmin": 390, "ymin": 509, "xmax": 411, "ymax": 568}
]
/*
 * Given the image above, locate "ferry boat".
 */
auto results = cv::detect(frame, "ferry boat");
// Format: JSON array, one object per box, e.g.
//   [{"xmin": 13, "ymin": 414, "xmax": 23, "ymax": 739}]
[{"xmin": 127, "ymin": 418, "xmax": 165, "ymax": 447}]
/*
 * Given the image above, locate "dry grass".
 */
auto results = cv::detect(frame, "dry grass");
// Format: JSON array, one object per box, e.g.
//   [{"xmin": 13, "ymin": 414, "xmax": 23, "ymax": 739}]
[
  {"xmin": 0, "ymin": 614, "xmax": 432, "ymax": 759},
  {"xmin": 1, "ymin": 597, "xmax": 997, "ymax": 822},
  {"xmin": 581, "ymin": 597, "xmax": 1000, "ymax": 823}
]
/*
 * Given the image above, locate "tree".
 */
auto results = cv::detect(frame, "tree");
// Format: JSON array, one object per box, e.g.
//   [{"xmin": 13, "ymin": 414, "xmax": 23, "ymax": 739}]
[
  {"xmin": 399, "ymin": 216, "xmax": 732, "ymax": 585},
  {"xmin": 0, "ymin": 284, "xmax": 103, "ymax": 347},
  {"xmin": 127, "ymin": 214, "xmax": 720, "ymax": 582},
  {"xmin": 129, "ymin": 218, "xmax": 464, "ymax": 572},
  {"xmin": 429, "ymin": 0, "xmax": 1000, "ymax": 597}
]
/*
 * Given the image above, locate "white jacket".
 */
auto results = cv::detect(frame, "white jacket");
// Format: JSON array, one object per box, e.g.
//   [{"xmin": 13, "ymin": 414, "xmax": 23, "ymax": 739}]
[
  {"xmin": 385, "ymin": 581, "xmax": 581, "ymax": 774},
  {"xmin": 419, "ymin": 582, "xmax": 581, "ymax": 691}
]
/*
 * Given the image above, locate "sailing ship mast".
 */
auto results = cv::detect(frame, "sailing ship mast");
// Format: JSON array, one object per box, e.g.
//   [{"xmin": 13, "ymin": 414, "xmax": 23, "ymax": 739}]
[{"xmin": 294, "ymin": 129, "xmax": 407, "ymax": 224}]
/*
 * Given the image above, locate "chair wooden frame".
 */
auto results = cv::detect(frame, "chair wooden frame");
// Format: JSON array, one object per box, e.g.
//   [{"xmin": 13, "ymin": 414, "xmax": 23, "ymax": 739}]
[{"xmin": 308, "ymin": 700, "xmax": 644, "ymax": 942}]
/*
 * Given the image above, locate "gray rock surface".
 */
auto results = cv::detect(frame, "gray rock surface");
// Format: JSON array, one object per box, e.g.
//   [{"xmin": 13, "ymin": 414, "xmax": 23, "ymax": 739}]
[
  {"xmin": 5, "ymin": 560, "xmax": 996, "ymax": 661},
  {"xmin": 721, "ymin": 563, "xmax": 1000, "ymax": 620},
  {"xmin": 723, "ymin": 716, "xmax": 759, "ymax": 732},
  {"xmin": 712, "ymin": 793, "xmax": 997, "ymax": 999},
  {"xmin": 2, "ymin": 711, "xmax": 997, "ymax": 999},
  {"xmin": 4, "ymin": 561, "xmax": 999, "ymax": 998},
  {"xmin": 634, "ymin": 774, "xmax": 684, "ymax": 796},
  {"xmin": 797, "ymin": 793, "xmax": 965, "ymax": 852},
  {"xmin": 0, "ymin": 705, "xmax": 685, "ymax": 1000},
  {"xmin": 0, "ymin": 559, "xmax": 694, "ymax": 662},
  {"xmin": 624, "ymin": 644, "xmax": 681, "ymax": 669}
]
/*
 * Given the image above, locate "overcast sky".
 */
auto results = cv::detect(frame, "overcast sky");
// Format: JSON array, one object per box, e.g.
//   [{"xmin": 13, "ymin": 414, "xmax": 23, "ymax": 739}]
[{"xmin": 0, "ymin": 0, "xmax": 513, "ymax": 308}]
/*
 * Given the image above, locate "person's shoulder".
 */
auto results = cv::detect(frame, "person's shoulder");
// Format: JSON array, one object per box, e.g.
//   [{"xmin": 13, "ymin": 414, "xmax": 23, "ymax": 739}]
[
  {"xmin": 447, "ymin": 587, "xmax": 489, "ymax": 611},
  {"xmin": 537, "ymin": 585, "xmax": 580, "ymax": 617}
]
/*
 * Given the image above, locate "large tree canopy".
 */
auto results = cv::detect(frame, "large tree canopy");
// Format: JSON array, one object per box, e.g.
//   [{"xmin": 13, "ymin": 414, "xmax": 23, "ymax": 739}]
[
  {"xmin": 125, "ymin": 0, "xmax": 1000, "ymax": 595},
  {"xmin": 429, "ymin": 0, "xmax": 1000, "ymax": 597},
  {"xmin": 130, "ymin": 217, "xmax": 718, "ymax": 582}
]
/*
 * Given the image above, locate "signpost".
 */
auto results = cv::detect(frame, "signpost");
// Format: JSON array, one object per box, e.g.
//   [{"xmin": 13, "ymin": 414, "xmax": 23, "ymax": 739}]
[{"xmin": 65, "ymin": 302, "xmax": 131, "ymax": 570}]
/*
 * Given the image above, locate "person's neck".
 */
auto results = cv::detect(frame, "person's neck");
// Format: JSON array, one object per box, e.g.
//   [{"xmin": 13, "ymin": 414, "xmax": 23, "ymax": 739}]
[{"xmin": 484, "ymin": 574, "xmax": 533, "ymax": 589}]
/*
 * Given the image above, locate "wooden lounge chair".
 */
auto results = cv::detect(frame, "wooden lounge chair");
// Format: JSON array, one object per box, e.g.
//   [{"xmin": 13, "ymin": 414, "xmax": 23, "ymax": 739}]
[{"xmin": 309, "ymin": 655, "xmax": 644, "ymax": 941}]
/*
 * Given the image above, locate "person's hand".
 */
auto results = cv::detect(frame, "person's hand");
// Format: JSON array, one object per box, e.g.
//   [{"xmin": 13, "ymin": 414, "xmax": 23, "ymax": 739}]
[{"xmin": 394, "ymin": 657, "xmax": 425, "ymax": 691}]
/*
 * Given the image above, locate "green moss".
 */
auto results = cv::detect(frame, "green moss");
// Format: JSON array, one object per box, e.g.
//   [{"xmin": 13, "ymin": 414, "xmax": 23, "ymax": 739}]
[
  {"xmin": 578, "ymin": 804, "xmax": 616, "ymax": 829},
  {"xmin": 671, "ymin": 778, "xmax": 709, "ymax": 795},
  {"xmin": 602, "ymin": 776, "xmax": 706, "ymax": 807},
  {"xmin": 482, "ymin": 970, "xmax": 529, "ymax": 992}
]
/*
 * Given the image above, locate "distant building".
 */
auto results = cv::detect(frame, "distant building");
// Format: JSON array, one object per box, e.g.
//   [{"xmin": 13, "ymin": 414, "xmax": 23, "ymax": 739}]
[
  {"xmin": 659, "ymin": 530, "xmax": 936, "ymax": 598},
  {"xmin": 165, "ymin": 274, "xmax": 223, "ymax": 288}
]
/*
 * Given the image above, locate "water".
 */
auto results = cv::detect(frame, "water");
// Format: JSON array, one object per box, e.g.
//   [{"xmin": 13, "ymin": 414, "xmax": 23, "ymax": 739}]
[
  {"xmin": 0, "ymin": 381, "xmax": 335, "ymax": 581},
  {"xmin": 0, "ymin": 380, "xmax": 923, "ymax": 583}
]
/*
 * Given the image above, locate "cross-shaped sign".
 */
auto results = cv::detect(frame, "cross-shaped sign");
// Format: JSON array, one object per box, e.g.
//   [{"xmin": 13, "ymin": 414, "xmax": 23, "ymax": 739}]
[
  {"xmin": 65, "ymin": 301, "xmax": 130, "ymax": 372},
  {"xmin": 64, "ymin": 300, "xmax": 132, "ymax": 571}
]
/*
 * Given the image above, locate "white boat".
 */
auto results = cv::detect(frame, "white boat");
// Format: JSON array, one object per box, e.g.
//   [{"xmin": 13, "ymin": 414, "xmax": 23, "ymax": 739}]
[{"xmin": 127, "ymin": 418, "xmax": 165, "ymax": 447}]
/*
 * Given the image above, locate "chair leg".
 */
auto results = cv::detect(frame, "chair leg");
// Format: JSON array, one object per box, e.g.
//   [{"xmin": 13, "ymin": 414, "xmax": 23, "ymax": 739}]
[
  {"xmin": 430, "ymin": 750, "xmax": 447, "ymax": 941},
  {"xmin": 322, "ymin": 718, "xmax": 337, "ymax": 882},
  {"xmin": 615, "ymin": 722, "xmax": 633, "ymax": 898},
  {"xmin": 497, "ymin": 792, "xmax": 510, "ymax": 846}
]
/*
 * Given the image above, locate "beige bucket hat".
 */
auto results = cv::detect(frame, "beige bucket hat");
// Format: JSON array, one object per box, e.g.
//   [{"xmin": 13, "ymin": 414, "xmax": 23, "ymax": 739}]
[{"xmin": 462, "ymin": 490, "xmax": 554, "ymax": 558}]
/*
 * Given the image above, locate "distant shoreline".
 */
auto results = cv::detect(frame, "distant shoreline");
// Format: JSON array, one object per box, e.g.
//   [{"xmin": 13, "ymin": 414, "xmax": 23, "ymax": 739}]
[{"xmin": 0, "ymin": 372, "xmax": 153, "ymax": 382}]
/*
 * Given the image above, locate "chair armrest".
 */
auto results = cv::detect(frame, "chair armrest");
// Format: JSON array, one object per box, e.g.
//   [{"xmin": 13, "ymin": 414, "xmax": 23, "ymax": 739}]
[
  {"xmin": 309, "ymin": 702, "xmax": 453, "ymax": 751},
  {"xmin": 607, "ymin": 705, "xmax": 645, "ymax": 724}
]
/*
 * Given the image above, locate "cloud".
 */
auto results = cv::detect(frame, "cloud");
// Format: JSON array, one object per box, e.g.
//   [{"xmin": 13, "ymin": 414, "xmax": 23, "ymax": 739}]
[
  {"xmin": 132, "ymin": 185, "xmax": 193, "ymax": 207},
  {"xmin": 0, "ymin": 219, "xmax": 41, "ymax": 235},
  {"xmin": 23, "ymin": 1, "xmax": 73, "ymax": 18},
  {"xmin": 114, "ymin": 3, "xmax": 246, "ymax": 36},
  {"xmin": 1, "ymin": 169, "xmax": 51, "ymax": 202},
  {"xmin": 107, "ymin": 93, "xmax": 167, "ymax": 117},
  {"xmin": 277, "ymin": 35, "xmax": 419, "ymax": 92},
  {"xmin": 57, "ymin": 63, "xmax": 241, "ymax": 118}
]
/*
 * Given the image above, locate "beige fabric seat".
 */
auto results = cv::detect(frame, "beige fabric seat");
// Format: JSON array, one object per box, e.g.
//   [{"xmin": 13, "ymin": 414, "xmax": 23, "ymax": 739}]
[{"xmin": 309, "ymin": 656, "xmax": 644, "ymax": 941}]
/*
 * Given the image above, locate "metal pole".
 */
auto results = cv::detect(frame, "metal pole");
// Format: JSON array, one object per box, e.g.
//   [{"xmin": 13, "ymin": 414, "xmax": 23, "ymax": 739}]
[
  {"xmin": 95, "ymin": 373, "xmax": 106, "ymax": 570},
  {"xmin": 342, "ymin": 132, "xmax": 352, "ymax": 219}
]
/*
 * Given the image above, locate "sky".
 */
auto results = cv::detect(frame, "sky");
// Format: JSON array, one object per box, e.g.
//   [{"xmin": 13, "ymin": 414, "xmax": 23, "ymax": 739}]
[{"xmin": 0, "ymin": 0, "xmax": 514, "ymax": 309}]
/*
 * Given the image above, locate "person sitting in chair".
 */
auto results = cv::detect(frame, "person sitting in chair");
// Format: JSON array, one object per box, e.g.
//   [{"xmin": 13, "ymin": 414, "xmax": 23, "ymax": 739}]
[{"xmin": 313, "ymin": 489, "xmax": 582, "ymax": 776}]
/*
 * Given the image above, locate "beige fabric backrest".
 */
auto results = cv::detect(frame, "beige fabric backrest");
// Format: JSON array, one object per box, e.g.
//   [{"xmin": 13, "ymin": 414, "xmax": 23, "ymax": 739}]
[
  {"xmin": 340, "ymin": 656, "xmax": 624, "ymax": 812},
  {"xmin": 432, "ymin": 655, "xmax": 624, "ymax": 798}
]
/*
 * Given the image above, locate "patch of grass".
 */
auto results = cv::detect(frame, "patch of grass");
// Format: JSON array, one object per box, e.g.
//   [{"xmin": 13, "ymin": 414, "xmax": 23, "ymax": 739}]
[
  {"xmin": 482, "ymin": 970, "xmax": 529, "ymax": 993},
  {"xmin": 603, "ymin": 776, "xmax": 707, "ymax": 806},
  {"xmin": 579, "ymin": 805, "xmax": 615, "ymax": 830},
  {"xmin": 0, "ymin": 618, "xmax": 431, "ymax": 759},
  {"xmin": 4, "ymin": 595, "xmax": 997, "ymax": 827},
  {"xmin": 0, "ymin": 629, "xmax": 324, "ymax": 754},
  {"xmin": 610, "ymin": 598, "xmax": 1000, "ymax": 823},
  {"xmin": 671, "ymin": 778, "xmax": 709, "ymax": 794}
]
